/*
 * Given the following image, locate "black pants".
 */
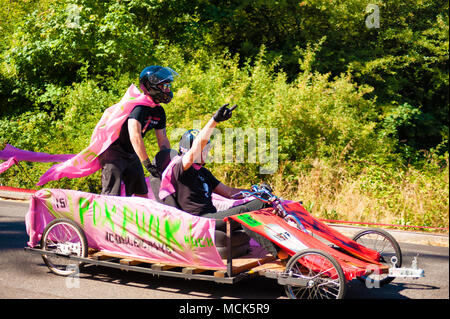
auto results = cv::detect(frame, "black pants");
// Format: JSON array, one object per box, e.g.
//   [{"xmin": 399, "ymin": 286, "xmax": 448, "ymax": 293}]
[
  {"xmin": 202, "ymin": 199, "xmax": 279, "ymax": 257},
  {"xmin": 99, "ymin": 145, "xmax": 148, "ymax": 196}
]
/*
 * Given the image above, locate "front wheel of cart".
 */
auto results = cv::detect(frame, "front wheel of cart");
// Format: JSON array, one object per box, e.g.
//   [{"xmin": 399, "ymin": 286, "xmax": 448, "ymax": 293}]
[
  {"xmin": 284, "ymin": 249, "xmax": 346, "ymax": 299},
  {"xmin": 352, "ymin": 228, "xmax": 402, "ymax": 286},
  {"xmin": 41, "ymin": 218, "xmax": 88, "ymax": 276}
]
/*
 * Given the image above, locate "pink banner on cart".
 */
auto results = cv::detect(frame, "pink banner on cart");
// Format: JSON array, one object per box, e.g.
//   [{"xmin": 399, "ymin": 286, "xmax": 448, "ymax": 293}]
[{"xmin": 25, "ymin": 189, "xmax": 226, "ymax": 270}]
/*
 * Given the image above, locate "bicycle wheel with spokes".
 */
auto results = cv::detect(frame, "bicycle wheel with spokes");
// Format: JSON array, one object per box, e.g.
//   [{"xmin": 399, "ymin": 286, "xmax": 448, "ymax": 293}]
[
  {"xmin": 40, "ymin": 218, "xmax": 88, "ymax": 276},
  {"xmin": 352, "ymin": 228, "xmax": 402, "ymax": 286},
  {"xmin": 284, "ymin": 249, "xmax": 346, "ymax": 299}
]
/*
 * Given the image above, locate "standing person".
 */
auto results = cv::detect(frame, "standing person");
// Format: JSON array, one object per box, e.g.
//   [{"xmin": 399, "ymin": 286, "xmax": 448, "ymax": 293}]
[{"xmin": 99, "ymin": 65, "xmax": 177, "ymax": 197}]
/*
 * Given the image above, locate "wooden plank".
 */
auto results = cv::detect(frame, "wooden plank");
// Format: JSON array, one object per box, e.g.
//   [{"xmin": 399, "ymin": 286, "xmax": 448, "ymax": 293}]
[
  {"xmin": 151, "ymin": 263, "xmax": 177, "ymax": 271},
  {"xmin": 88, "ymin": 252, "xmax": 177, "ymax": 269},
  {"xmin": 214, "ymin": 270, "xmax": 226, "ymax": 278},
  {"xmin": 120, "ymin": 258, "xmax": 142, "ymax": 266},
  {"xmin": 230, "ymin": 255, "xmax": 275, "ymax": 275},
  {"xmin": 86, "ymin": 250, "xmax": 226, "ymax": 272},
  {"xmin": 90, "ymin": 252, "xmax": 114, "ymax": 260},
  {"xmin": 182, "ymin": 267, "xmax": 207, "ymax": 275},
  {"xmin": 217, "ymin": 246, "xmax": 276, "ymax": 276},
  {"xmin": 249, "ymin": 260, "xmax": 285, "ymax": 275}
]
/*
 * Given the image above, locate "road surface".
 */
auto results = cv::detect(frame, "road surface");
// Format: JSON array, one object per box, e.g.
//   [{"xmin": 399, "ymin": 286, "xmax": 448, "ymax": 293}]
[{"xmin": 0, "ymin": 199, "xmax": 448, "ymax": 301}]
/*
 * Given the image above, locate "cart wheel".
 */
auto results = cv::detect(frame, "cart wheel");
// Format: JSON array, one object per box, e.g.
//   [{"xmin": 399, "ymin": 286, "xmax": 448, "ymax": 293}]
[
  {"xmin": 352, "ymin": 228, "xmax": 402, "ymax": 286},
  {"xmin": 41, "ymin": 218, "xmax": 88, "ymax": 276},
  {"xmin": 284, "ymin": 249, "xmax": 346, "ymax": 299}
]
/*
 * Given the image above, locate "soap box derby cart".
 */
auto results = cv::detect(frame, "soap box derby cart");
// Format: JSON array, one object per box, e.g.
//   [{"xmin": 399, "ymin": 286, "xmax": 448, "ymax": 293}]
[{"xmin": 24, "ymin": 179, "xmax": 425, "ymax": 299}]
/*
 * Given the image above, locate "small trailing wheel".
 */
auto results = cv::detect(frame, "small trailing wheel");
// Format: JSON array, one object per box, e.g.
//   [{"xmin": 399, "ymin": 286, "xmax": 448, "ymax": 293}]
[
  {"xmin": 41, "ymin": 218, "xmax": 88, "ymax": 276},
  {"xmin": 352, "ymin": 228, "xmax": 402, "ymax": 286},
  {"xmin": 284, "ymin": 249, "xmax": 346, "ymax": 299}
]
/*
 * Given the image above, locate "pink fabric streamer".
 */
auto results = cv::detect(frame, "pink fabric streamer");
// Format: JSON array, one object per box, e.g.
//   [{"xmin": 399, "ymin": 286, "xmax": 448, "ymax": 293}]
[
  {"xmin": 0, "ymin": 157, "xmax": 18, "ymax": 174},
  {"xmin": 159, "ymin": 156, "xmax": 205, "ymax": 200},
  {"xmin": 0, "ymin": 144, "xmax": 74, "ymax": 175},
  {"xmin": 0, "ymin": 144, "xmax": 74, "ymax": 163},
  {"xmin": 159, "ymin": 155, "xmax": 182, "ymax": 200},
  {"xmin": 37, "ymin": 85, "xmax": 157, "ymax": 186}
]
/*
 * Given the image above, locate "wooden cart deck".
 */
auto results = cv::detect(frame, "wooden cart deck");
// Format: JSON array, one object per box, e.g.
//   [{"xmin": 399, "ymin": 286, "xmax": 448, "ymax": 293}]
[
  {"xmin": 25, "ymin": 244, "xmax": 284, "ymax": 285},
  {"xmin": 88, "ymin": 245, "xmax": 278, "ymax": 278}
]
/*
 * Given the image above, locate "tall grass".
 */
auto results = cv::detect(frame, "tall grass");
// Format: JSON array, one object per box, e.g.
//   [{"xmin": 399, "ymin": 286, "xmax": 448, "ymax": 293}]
[{"xmin": 267, "ymin": 157, "xmax": 449, "ymax": 231}]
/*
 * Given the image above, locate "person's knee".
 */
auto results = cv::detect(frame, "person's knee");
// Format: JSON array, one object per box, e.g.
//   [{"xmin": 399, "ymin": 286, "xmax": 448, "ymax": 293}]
[{"xmin": 247, "ymin": 199, "xmax": 269, "ymax": 210}]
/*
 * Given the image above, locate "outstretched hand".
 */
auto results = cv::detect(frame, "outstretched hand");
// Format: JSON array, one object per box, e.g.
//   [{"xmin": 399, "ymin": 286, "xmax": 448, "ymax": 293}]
[
  {"xmin": 142, "ymin": 158, "xmax": 161, "ymax": 178},
  {"xmin": 213, "ymin": 103, "xmax": 237, "ymax": 122}
]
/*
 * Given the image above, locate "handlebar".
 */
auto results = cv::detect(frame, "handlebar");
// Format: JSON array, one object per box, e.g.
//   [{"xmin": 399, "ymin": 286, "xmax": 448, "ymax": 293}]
[
  {"xmin": 234, "ymin": 184, "xmax": 282, "ymax": 209},
  {"xmin": 233, "ymin": 184, "xmax": 275, "ymax": 202},
  {"xmin": 236, "ymin": 184, "xmax": 309, "ymax": 233}
]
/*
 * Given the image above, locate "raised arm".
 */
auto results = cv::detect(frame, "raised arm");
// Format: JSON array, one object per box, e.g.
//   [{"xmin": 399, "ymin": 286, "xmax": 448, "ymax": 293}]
[{"xmin": 181, "ymin": 104, "xmax": 236, "ymax": 171}]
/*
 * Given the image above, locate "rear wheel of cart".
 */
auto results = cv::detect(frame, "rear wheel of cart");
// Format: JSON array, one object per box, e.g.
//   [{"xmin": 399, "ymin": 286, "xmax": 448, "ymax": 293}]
[
  {"xmin": 352, "ymin": 228, "xmax": 402, "ymax": 286},
  {"xmin": 284, "ymin": 249, "xmax": 346, "ymax": 299},
  {"xmin": 41, "ymin": 218, "xmax": 88, "ymax": 276}
]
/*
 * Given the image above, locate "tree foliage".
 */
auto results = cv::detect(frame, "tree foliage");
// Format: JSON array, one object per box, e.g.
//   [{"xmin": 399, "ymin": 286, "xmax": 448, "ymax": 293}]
[{"xmin": 1, "ymin": 0, "xmax": 448, "ymax": 153}]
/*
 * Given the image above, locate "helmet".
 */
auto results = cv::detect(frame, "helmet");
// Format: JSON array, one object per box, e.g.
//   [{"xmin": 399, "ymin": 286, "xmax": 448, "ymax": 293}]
[
  {"xmin": 179, "ymin": 129, "xmax": 200, "ymax": 155},
  {"xmin": 178, "ymin": 129, "xmax": 211, "ymax": 156},
  {"xmin": 139, "ymin": 66, "xmax": 178, "ymax": 104}
]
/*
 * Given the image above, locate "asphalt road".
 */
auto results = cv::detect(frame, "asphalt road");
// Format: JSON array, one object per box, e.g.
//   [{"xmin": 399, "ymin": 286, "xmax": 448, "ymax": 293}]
[{"xmin": 0, "ymin": 199, "xmax": 448, "ymax": 301}]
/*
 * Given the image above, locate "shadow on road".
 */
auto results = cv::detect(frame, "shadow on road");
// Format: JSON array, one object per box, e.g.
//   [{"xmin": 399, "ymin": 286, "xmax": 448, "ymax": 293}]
[
  {"xmin": 42, "ymin": 262, "xmax": 437, "ymax": 299},
  {"xmin": 0, "ymin": 217, "xmax": 29, "ymax": 251},
  {"xmin": 345, "ymin": 279, "xmax": 440, "ymax": 299}
]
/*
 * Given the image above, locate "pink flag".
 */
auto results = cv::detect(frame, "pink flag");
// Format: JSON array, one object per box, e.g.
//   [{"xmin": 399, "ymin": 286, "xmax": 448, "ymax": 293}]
[{"xmin": 37, "ymin": 85, "xmax": 157, "ymax": 186}]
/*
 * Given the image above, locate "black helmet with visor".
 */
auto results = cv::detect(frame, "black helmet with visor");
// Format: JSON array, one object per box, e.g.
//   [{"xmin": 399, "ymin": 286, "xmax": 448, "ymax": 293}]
[{"xmin": 139, "ymin": 66, "xmax": 178, "ymax": 104}]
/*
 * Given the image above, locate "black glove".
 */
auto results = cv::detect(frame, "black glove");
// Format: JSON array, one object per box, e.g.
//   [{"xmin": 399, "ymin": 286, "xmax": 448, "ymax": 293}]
[
  {"xmin": 142, "ymin": 158, "xmax": 160, "ymax": 178},
  {"xmin": 258, "ymin": 183, "xmax": 273, "ymax": 200},
  {"xmin": 213, "ymin": 103, "xmax": 237, "ymax": 122}
]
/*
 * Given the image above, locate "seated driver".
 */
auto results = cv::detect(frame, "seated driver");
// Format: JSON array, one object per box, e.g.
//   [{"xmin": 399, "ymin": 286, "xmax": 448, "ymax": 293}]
[{"xmin": 159, "ymin": 104, "xmax": 280, "ymax": 258}]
